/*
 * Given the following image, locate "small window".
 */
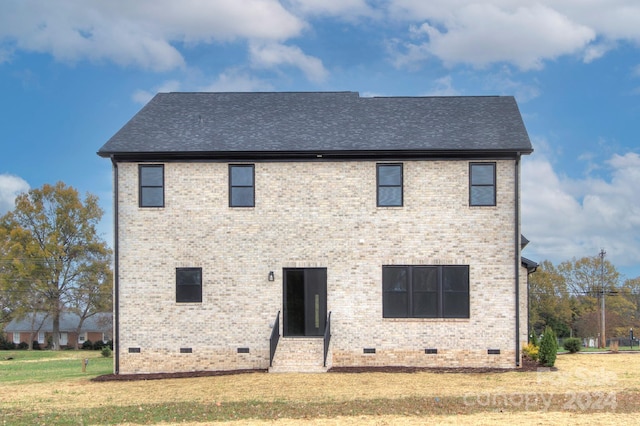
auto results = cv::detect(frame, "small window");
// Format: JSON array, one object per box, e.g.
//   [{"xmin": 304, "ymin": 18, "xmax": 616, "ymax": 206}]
[
  {"xmin": 377, "ymin": 164, "xmax": 403, "ymax": 207},
  {"xmin": 139, "ymin": 165, "xmax": 164, "ymax": 207},
  {"xmin": 229, "ymin": 165, "xmax": 255, "ymax": 207},
  {"xmin": 470, "ymin": 163, "xmax": 496, "ymax": 206},
  {"xmin": 176, "ymin": 267, "xmax": 202, "ymax": 303},
  {"xmin": 382, "ymin": 265, "xmax": 469, "ymax": 319},
  {"xmin": 13, "ymin": 333, "xmax": 20, "ymax": 344}
]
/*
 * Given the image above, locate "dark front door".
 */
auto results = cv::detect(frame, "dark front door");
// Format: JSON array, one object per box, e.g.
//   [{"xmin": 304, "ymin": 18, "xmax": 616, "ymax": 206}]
[{"xmin": 283, "ymin": 268, "xmax": 327, "ymax": 337}]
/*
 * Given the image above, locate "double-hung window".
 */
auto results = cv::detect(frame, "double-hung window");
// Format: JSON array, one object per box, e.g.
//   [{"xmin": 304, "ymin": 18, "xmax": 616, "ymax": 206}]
[
  {"xmin": 139, "ymin": 164, "xmax": 164, "ymax": 207},
  {"xmin": 377, "ymin": 164, "xmax": 403, "ymax": 207},
  {"xmin": 229, "ymin": 165, "xmax": 255, "ymax": 207},
  {"xmin": 469, "ymin": 163, "xmax": 496, "ymax": 206},
  {"xmin": 382, "ymin": 265, "xmax": 469, "ymax": 318},
  {"xmin": 176, "ymin": 267, "xmax": 202, "ymax": 303}
]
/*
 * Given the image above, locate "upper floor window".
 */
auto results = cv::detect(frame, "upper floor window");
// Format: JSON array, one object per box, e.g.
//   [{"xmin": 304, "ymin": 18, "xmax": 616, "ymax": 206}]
[
  {"xmin": 229, "ymin": 165, "xmax": 255, "ymax": 207},
  {"xmin": 377, "ymin": 164, "xmax": 403, "ymax": 207},
  {"xmin": 176, "ymin": 267, "xmax": 202, "ymax": 303},
  {"xmin": 382, "ymin": 265, "xmax": 469, "ymax": 319},
  {"xmin": 139, "ymin": 164, "xmax": 164, "ymax": 207},
  {"xmin": 470, "ymin": 163, "xmax": 496, "ymax": 206}
]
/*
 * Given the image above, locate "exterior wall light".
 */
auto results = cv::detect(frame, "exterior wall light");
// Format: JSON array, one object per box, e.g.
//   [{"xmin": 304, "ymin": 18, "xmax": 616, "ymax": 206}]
[{"xmin": 268, "ymin": 271, "xmax": 275, "ymax": 282}]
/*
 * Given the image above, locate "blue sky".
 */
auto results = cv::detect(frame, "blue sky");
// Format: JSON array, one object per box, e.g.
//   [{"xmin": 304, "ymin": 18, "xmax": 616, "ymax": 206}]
[{"xmin": 0, "ymin": 1, "xmax": 639, "ymax": 279}]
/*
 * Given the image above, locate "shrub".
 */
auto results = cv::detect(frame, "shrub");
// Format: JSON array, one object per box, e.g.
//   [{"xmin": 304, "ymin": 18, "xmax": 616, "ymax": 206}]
[
  {"xmin": 522, "ymin": 342, "xmax": 539, "ymax": 361},
  {"xmin": 82, "ymin": 340, "xmax": 93, "ymax": 350},
  {"xmin": 563, "ymin": 337, "xmax": 581, "ymax": 354},
  {"xmin": 32, "ymin": 341, "xmax": 41, "ymax": 350},
  {"xmin": 93, "ymin": 340, "xmax": 105, "ymax": 350},
  {"xmin": 0, "ymin": 335, "xmax": 15, "ymax": 350},
  {"xmin": 539, "ymin": 326, "xmax": 558, "ymax": 367},
  {"xmin": 17, "ymin": 342, "xmax": 29, "ymax": 350},
  {"xmin": 105, "ymin": 340, "xmax": 113, "ymax": 350},
  {"xmin": 101, "ymin": 346, "xmax": 112, "ymax": 358}
]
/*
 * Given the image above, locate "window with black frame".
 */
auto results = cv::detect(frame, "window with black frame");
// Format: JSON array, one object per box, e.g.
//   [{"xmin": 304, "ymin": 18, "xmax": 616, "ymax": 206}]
[
  {"xmin": 377, "ymin": 163, "xmax": 403, "ymax": 207},
  {"xmin": 229, "ymin": 164, "xmax": 255, "ymax": 207},
  {"xmin": 382, "ymin": 265, "xmax": 469, "ymax": 318},
  {"xmin": 139, "ymin": 164, "xmax": 164, "ymax": 207},
  {"xmin": 469, "ymin": 162, "xmax": 496, "ymax": 206},
  {"xmin": 176, "ymin": 267, "xmax": 202, "ymax": 303}
]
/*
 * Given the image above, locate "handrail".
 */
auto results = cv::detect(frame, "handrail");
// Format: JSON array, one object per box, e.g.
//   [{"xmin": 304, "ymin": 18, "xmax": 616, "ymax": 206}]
[
  {"xmin": 269, "ymin": 311, "xmax": 280, "ymax": 367},
  {"xmin": 323, "ymin": 311, "xmax": 331, "ymax": 368}
]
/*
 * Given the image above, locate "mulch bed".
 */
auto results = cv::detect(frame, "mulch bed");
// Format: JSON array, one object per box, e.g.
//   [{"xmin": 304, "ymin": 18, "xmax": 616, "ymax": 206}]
[
  {"xmin": 91, "ymin": 369, "xmax": 267, "ymax": 382},
  {"xmin": 91, "ymin": 356, "xmax": 544, "ymax": 382}
]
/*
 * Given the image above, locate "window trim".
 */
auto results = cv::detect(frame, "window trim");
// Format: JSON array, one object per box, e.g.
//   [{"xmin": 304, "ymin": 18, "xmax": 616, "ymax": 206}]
[
  {"xmin": 176, "ymin": 267, "xmax": 203, "ymax": 303},
  {"xmin": 229, "ymin": 164, "xmax": 255, "ymax": 207},
  {"xmin": 376, "ymin": 163, "xmax": 403, "ymax": 207},
  {"xmin": 139, "ymin": 164, "xmax": 165, "ymax": 208},
  {"xmin": 469, "ymin": 162, "xmax": 496, "ymax": 207},
  {"xmin": 382, "ymin": 265, "xmax": 470, "ymax": 319}
]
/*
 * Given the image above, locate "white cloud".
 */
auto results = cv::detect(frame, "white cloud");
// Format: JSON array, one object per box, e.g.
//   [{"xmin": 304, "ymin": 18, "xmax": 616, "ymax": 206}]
[
  {"xmin": 424, "ymin": 75, "xmax": 460, "ymax": 96},
  {"xmin": 0, "ymin": 174, "xmax": 30, "ymax": 214},
  {"xmin": 132, "ymin": 80, "xmax": 183, "ymax": 104},
  {"xmin": 387, "ymin": 1, "xmax": 640, "ymax": 70},
  {"xmin": 392, "ymin": 3, "xmax": 595, "ymax": 70},
  {"xmin": 200, "ymin": 69, "xmax": 274, "ymax": 92},
  {"xmin": 249, "ymin": 42, "xmax": 329, "ymax": 83},
  {"xmin": 0, "ymin": 0, "xmax": 304, "ymax": 71},
  {"xmin": 522, "ymin": 148, "xmax": 640, "ymax": 271},
  {"xmin": 284, "ymin": 0, "xmax": 377, "ymax": 18}
]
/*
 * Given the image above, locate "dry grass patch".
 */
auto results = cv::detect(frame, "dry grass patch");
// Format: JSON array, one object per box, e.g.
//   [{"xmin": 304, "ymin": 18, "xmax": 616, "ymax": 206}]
[{"xmin": 1, "ymin": 352, "xmax": 638, "ymax": 424}]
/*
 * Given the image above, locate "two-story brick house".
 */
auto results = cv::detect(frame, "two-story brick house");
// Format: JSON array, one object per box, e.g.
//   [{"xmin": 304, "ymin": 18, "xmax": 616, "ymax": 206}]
[{"xmin": 98, "ymin": 92, "xmax": 533, "ymax": 374}]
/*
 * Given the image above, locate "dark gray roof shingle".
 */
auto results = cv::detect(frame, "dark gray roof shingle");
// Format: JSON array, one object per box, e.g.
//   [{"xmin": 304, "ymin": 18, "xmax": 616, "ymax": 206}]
[
  {"xmin": 4, "ymin": 312, "xmax": 112, "ymax": 333},
  {"xmin": 98, "ymin": 92, "xmax": 532, "ymax": 158}
]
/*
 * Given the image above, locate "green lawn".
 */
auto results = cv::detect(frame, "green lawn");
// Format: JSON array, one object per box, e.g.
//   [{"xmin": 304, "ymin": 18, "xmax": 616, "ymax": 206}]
[{"xmin": 0, "ymin": 350, "xmax": 113, "ymax": 383}]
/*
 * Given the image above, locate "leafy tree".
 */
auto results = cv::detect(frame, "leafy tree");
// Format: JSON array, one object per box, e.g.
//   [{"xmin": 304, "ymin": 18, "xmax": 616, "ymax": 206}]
[
  {"xmin": 559, "ymin": 256, "xmax": 624, "ymax": 346},
  {"xmin": 619, "ymin": 277, "xmax": 640, "ymax": 333},
  {"xmin": 529, "ymin": 260, "xmax": 573, "ymax": 337},
  {"xmin": 0, "ymin": 182, "xmax": 112, "ymax": 350}
]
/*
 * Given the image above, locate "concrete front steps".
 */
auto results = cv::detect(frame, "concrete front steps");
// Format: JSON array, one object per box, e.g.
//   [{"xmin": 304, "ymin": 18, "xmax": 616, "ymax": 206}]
[{"xmin": 269, "ymin": 337, "xmax": 329, "ymax": 373}]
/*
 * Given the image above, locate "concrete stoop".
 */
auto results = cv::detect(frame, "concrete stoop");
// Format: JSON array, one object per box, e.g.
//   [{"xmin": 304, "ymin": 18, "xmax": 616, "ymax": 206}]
[{"xmin": 269, "ymin": 338, "xmax": 329, "ymax": 373}]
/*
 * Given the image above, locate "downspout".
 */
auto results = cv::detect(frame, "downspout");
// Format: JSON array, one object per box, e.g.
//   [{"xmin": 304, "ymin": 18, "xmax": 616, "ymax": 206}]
[
  {"xmin": 514, "ymin": 155, "xmax": 521, "ymax": 367},
  {"xmin": 111, "ymin": 157, "xmax": 120, "ymax": 374}
]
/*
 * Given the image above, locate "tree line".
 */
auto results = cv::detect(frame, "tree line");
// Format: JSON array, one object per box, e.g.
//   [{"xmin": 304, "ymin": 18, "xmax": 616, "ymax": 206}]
[
  {"xmin": 529, "ymin": 256, "xmax": 640, "ymax": 346},
  {"xmin": 0, "ymin": 182, "xmax": 112, "ymax": 349}
]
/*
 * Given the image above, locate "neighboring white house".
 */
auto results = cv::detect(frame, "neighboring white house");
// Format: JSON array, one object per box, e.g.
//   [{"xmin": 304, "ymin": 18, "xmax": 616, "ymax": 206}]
[{"xmin": 98, "ymin": 92, "xmax": 534, "ymax": 374}]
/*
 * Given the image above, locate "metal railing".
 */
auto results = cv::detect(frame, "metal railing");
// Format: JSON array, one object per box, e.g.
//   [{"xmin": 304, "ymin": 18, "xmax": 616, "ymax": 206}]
[
  {"xmin": 323, "ymin": 311, "xmax": 331, "ymax": 367},
  {"xmin": 269, "ymin": 311, "xmax": 280, "ymax": 367}
]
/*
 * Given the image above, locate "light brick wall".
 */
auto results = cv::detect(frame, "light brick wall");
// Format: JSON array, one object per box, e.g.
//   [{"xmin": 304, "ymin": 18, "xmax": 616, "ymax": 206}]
[{"xmin": 116, "ymin": 159, "xmax": 524, "ymax": 373}]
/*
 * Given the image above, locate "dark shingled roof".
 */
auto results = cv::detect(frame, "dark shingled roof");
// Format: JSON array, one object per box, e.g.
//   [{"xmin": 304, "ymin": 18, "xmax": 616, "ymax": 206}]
[
  {"xmin": 4, "ymin": 312, "xmax": 112, "ymax": 333},
  {"xmin": 98, "ymin": 92, "xmax": 532, "ymax": 159}
]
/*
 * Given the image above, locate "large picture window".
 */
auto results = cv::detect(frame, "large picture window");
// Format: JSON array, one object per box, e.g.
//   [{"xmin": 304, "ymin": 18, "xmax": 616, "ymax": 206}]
[
  {"xmin": 229, "ymin": 165, "xmax": 255, "ymax": 207},
  {"xmin": 382, "ymin": 265, "xmax": 469, "ymax": 318},
  {"xmin": 377, "ymin": 163, "xmax": 403, "ymax": 207},
  {"xmin": 176, "ymin": 267, "xmax": 202, "ymax": 303},
  {"xmin": 139, "ymin": 164, "xmax": 164, "ymax": 207},
  {"xmin": 470, "ymin": 163, "xmax": 496, "ymax": 206}
]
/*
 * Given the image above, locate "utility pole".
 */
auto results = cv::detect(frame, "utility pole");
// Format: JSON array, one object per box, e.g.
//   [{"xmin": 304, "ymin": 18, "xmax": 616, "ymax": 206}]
[{"xmin": 600, "ymin": 249, "xmax": 606, "ymax": 349}]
